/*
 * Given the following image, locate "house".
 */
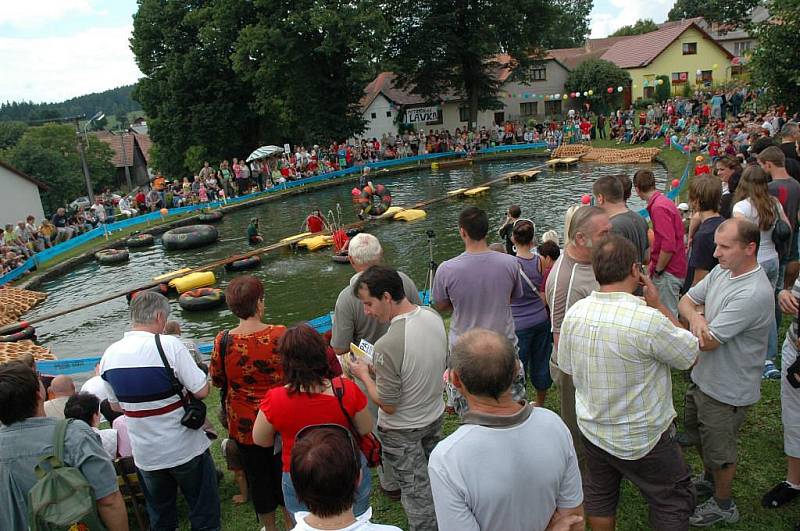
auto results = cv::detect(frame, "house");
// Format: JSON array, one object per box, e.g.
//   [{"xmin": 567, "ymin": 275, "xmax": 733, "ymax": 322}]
[
  {"xmin": 694, "ymin": 6, "xmax": 769, "ymax": 60},
  {"xmin": 0, "ymin": 160, "xmax": 47, "ymax": 227},
  {"xmin": 93, "ymin": 131, "xmax": 152, "ymax": 190}
]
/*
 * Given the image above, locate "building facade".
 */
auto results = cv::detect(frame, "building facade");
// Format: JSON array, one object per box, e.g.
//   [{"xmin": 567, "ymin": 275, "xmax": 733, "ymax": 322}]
[{"xmin": 0, "ymin": 161, "xmax": 46, "ymax": 226}]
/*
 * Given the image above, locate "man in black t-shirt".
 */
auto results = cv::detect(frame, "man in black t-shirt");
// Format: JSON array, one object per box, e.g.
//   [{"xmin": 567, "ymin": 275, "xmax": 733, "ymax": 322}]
[
  {"xmin": 497, "ymin": 204, "xmax": 522, "ymax": 255},
  {"xmin": 49, "ymin": 207, "xmax": 74, "ymax": 242}
]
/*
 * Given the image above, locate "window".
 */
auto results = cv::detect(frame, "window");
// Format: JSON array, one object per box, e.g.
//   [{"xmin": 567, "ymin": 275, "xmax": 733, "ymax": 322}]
[
  {"xmin": 671, "ymin": 72, "xmax": 688, "ymax": 84},
  {"xmin": 700, "ymin": 70, "xmax": 713, "ymax": 83},
  {"xmin": 459, "ymin": 106, "xmax": 470, "ymax": 122},
  {"xmin": 643, "ymin": 86, "xmax": 655, "ymax": 99},
  {"xmin": 531, "ymin": 67, "xmax": 546, "ymax": 81},
  {"xmin": 733, "ymin": 40, "xmax": 751, "ymax": 56},
  {"xmin": 519, "ymin": 102, "xmax": 538, "ymax": 116},
  {"xmin": 371, "ymin": 112, "xmax": 376, "ymax": 119},
  {"xmin": 386, "ymin": 111, "xmax": 392, "ymax": 117},
  {"xmin": 544, "ymin": 100, "xmax": 562, "ymax": 116},
  {"xmin": 682, "ymin": 42, "xmax": 697, "ymax": 55}
]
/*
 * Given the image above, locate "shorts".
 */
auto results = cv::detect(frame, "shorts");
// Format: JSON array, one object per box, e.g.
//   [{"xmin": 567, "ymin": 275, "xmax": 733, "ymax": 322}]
[
  {"xmin": 237, "ymin": 442, "xmax": 284, "ymax": 514},
  {"xmin": 582, "ymin": 425, "xmax": 694, "ymax": 531},
  {"xmin": 781, "ymin": 338, "xmax": 800, "ymax": 458},
  {"xmin": 221, "ymin": 438, "xmax": 242, "ymax": 471},
  {"xmin": 684, "ymin": 383, "xmax": 750, "ymax": 470}
]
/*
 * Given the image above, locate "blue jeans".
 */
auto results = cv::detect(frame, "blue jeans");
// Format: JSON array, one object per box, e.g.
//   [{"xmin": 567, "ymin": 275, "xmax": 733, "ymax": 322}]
[
  {"xmin": 281, "ymin": 453, "xmax": 371, "ymax": 518},
  {"xmin": 763, "ymin": 257, "xmax": 780, "ymax": 362},
  {"xmin": 137, "ymin": 450, "xmax": 221, "ymax": 531},
  {"xmin": 516, "ymin": 320, "xmax": 553, "ymax": 391}
]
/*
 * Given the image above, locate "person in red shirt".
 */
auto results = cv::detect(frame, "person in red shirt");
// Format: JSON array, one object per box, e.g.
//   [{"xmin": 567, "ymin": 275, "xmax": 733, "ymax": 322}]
[
  {"xmin": 579, "ymin": 119, "xmax": 591, "ymax": 141},
  {"xmin": 252, "ymin": 324, "xmax": 373, "ymax": 521},
  {"xmin": 695, "ymin": 155, "xmax": 711, "ymax": 176},
  {"xmin": 305, "ymin": 209, "xmax": 327, "ymax": 233}
]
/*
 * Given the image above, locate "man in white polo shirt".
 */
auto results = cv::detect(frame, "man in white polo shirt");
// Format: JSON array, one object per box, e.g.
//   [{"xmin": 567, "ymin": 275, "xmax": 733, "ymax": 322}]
[
  {"xmin": 100, "ymin": 292, "xmax": 220, "ymax": 530},
  {"xmin": 350, "ymin": 265, "xmax": 447, "ymax": 531}
]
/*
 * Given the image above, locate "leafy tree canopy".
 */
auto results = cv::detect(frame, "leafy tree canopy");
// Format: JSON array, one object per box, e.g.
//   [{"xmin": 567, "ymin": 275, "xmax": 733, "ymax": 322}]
[
  {"xmin": 564, "ymin": 59, "xmax": 631, "ymax": 111},
  {"xmin": 751, "ymin": 0, "xmax": 800, "ymax": 112},
  {"xmin": 610, "ymin": 19, "xmax": 658, "ymax": 37},
  {"xmin": 384, "ymin": 0, "xmax": 592, "ymax": 128},
  {"xmin": 667, "ymin": 0, "xmax": 761, "ymax": 28},
  {"xmin": 0, "ymin": 121, "xmax": 28, "ymax": 150},
  {"xmin": 2, "ymin": 124, "xmax": 115, "ymax": 214}
]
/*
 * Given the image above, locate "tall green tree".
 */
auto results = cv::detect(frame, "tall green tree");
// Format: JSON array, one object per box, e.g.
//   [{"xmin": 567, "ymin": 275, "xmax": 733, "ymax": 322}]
[
  {"xmin": 4, "ymin": 124, "xmax": 115, "ymax": 214},
  {"xmin": 232, "ymin": 0, "xmax": 387, "ymax": 145},
  {"xmin": 610, "ymin": 19, "xmax": 658, "ymax": 37},
  {"xmin": 385, "ymin": 0, "xmax": 591, "ymax": 129},
  {"xmin": 751, "ymin": 0, "xmax": 800, "ymax": 111},
  {"xmin": 667, "ymin": 0, "xmax": 760, "ymax": 27},
  {"xmin": 131, "ymin": 0, "xmax": 263, "ymax": 177},
  {"xmin": 544, "ymin": 0, "xmax": 594, "ymax": 48},
  {"xmin": 563, "ymin": 59, "xmax": 630, "ymax": 112},
  {"xmin": 0, "ymin": 121, "xmax": 28, "ymax": 150}
]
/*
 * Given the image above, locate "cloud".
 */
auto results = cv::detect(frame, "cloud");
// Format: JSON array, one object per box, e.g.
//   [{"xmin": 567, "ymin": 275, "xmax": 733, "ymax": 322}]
[
  {"xmin": 0, "ymin": 0, "xmax": 93, "ymax": 28},
  {"xmin": 0, "ymin": 26, "xmax": 142, "ymax": 103},
  {"xmin": 589, "ymin": 0, "xmax": 674, "ymax": 38}
]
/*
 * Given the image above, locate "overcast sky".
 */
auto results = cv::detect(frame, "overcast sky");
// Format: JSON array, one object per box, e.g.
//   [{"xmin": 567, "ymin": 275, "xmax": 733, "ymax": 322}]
[{"xmin": 0, "ymin": 0, "xmax": 676, "ymax": 104}]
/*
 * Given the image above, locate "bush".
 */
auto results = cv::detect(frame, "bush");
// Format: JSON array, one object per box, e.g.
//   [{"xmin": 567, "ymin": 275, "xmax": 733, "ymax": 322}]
[
  {"xmin": 635, "ymin": 98, "xmax": 656, "ymax": 109},
  {"xmin": 655, "ymin": 75, "xmax": 671, "ymax": 102}
]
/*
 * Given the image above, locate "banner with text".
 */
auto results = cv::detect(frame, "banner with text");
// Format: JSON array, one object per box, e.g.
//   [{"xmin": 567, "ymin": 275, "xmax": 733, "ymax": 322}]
[{"xmin": 405, "ymin": 106, "xmax": 440, "ymax": 124}]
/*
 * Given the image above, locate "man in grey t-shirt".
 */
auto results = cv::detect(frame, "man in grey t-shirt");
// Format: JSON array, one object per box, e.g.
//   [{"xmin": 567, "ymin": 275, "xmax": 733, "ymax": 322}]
[
  {"xmin": 593, "ymin": 174, "xmax": 650, "ymax": 264},
  {"xmin": 678, "ymin": 218, "xmax": 774, "ymax": 526}
]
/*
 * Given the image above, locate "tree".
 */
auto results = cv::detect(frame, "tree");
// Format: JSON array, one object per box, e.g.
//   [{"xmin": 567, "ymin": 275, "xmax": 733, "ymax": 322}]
[
  {"xmin": 385, "ymin": 0, "xmax": 590, "ymax": 129},
  {"xmin": 231, "ymin": 0, "xmax": 387, "ymax": 145},
  {"xmin": 5, "ymin": 124, "xmax": 115, "ymax": 214},
  {"xmin": 131, "ymin": 0, "xmax": 263, "ymax": 177},
  {"xmin": 0, "ymin": 85, "xmax": 141, "ymax": 123},
  {"xmin": 751, "ymin": 0, "xmax": 800, "ymax": 111},
  {"xmin": 563, "ymin": 59, "xmax": 631, "ymax": 112},
  {"xmin": 0, "ymin": 121, "xmax": 28, "ymax": 150},
  {"xmin": 610, "ymin": 19, "xmax": 658, "ymax": 37},
  {"xmin": 543, "ymin": 0, "xmax": 593, "ymax": 48},
  {"xmin": 655, "ymin": 75, "xmax": 671, "ymax": 102},
  {"xmin": 667, "ymin": 0, "xmax": 760, "ymax": 27}
]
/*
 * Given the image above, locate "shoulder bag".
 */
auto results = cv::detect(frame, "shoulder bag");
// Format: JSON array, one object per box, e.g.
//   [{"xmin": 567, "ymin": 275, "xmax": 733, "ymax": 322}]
[
  {"xmin": 155, "ymin": 334, "xmax": 207, "ymax": 430},
  {"xmin": 772, "ymin": 201, "xmax": 792, "ymax": 258},
  {"xmin": 216, "ymin": 330, "xmax": 231, "ymax": 429},
  {"xmin": 331, "ymin": 377, "xmax": 382, "ymax": 468}
]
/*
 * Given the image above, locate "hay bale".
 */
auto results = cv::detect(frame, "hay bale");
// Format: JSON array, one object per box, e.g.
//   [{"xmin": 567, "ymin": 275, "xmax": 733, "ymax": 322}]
[
  {"xmin": 0, "ymin": 287, "xmax": 47, "ymax": 326},
  {"xmin": 0, "ymin": 340, "xmax": 55, "ymax": 363}
]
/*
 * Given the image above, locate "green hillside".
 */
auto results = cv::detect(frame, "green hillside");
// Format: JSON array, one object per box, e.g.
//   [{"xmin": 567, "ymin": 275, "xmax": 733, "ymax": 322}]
[{"xmin": 0, "ymin": 84, "xmax": 142, "ymax": 123}]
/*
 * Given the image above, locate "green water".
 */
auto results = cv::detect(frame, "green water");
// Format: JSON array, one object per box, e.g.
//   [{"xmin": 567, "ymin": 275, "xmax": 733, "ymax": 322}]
[{"xmin": 30, "ymin": 159, "xmax": 666, "ymax": 359}]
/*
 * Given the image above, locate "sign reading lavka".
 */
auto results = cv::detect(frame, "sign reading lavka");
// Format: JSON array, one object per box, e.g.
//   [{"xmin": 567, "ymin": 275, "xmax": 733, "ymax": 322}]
[{"xmin": 405, "ymin": 106, "xmax": 440, "ymax": 124}]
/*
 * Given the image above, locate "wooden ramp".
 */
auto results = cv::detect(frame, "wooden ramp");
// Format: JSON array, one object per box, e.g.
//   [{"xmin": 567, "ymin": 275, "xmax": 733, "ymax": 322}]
[
  {"xmin": 464, "ymin": 186, "xmax": 490, "ymax": 196},
  {"xmin": 546, "ymin": 157, "xmax": 579, "ymax": 168},
  {"xmin": 507, "ymin": 169, "xmax": 541, "ymax": 181},
  {"xmin": 431, "ymin": 158, "xmax": 473, "ymax": 170},
  {"xmin": 447, "ymin": 188, "xmax": 468, "ymax": 197}
]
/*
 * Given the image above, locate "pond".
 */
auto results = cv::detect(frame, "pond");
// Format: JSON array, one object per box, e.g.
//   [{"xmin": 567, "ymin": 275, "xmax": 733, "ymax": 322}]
[{"xmin": 29, "ymin": 158, "xmax": 667, "ymax": 360}]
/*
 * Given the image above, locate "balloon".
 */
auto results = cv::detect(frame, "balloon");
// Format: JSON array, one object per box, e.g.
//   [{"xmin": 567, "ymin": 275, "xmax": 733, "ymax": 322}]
[
  {"xmin": 657, "ymin": 79, "xmax": 664, "ymax": 85},
  {"xmin": 607, "ymin": 87, "xmax": 614, "ymax": 94},
  {"xmin": 351, "ymin": 187, "xmax": 361, "ymax": 196},
  {"xmin": 562, "ymin": 94, "xmax": 568, "ymax": 100},
  {"xmin": 617, "ymin": 86, "xmax": 623, "ymax": 92},
  {"xmin": 672, "ymin": 179, "xmax": 680, "ymax": 188},
  {"xmin": 588, "ymin": 89, "xmax": 594, "ymax": 96},
  {"xmin": 555, "ymin": 93, "xmax": 560, "ymax": 99},
  {"xmin": 696, "ymin": 69, "xmax": 702, "ymax": 76},
  {"xmin": 582, "ymin": 91, "xmax": 588, "ymax": 97},
  {"xmin": 713, "ymin": 63, "xmax": 718, "ymax": 69},
  {"xmin": 642, "ymin": 80, "xmax": 648, "ymax": 87},
  {"xmin": 581, "ymin": 194, "xmax": 591, "ymax": 205},
  {"xmin": 159, "ymin": 208, "xmax": 168, "ymax": 216},
  {"xmin": 633, "ymin": 84, "xmax": 638, "ymax": 89}
]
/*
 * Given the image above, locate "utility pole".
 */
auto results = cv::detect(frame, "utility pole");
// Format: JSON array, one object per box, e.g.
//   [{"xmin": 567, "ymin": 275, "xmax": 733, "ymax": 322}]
[{"xmin": 74, "ymin": 117, "xmax": 95, "ymax": 204}]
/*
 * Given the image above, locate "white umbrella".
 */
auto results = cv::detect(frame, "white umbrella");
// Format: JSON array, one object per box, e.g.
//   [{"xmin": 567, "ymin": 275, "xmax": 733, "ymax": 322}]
[{"xmin": 246, "ymin": 145, "xmax": 284, "ymax": 162}]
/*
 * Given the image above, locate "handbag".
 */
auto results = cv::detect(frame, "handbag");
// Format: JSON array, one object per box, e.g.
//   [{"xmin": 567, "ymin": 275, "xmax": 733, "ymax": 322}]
[
  {"xmin": 155, "ymin": 334, "xmax": 207, "ymax": 430},
  {"xmin": 772, "ymin": 202, "xmax": 792, "ymax": 258},
  {"xmin": 331, "ymin": 377, "xmax": 382, "ymax": 468}
]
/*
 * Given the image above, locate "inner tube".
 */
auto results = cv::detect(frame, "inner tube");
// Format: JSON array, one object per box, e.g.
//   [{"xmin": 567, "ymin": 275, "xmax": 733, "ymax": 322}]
[
  {"xmin": 332, "ymin": 252, "xmax": 350, "ymax": 264},
  {"xmin": 0, "ymin": 325, "xmax": 36, "ymax": 343},
  {"xmin": 162, "ymin": 225, "xmax": 219, "ymax": 251},
  {"xmin": 225, "ymin": 255, "xmax": 262, "ymax": 272},
  {"xmin": 95, "ymin": 249, "xmax": 129, "ymax": 264},
  {"xmin": 126, "ymin": 283, "xmax": 170, "ymax": 303},
  {"xmin": 179, "ymin": 287, "xmax": 226, "ymax": 311},
  {"xmin": 359, "ymin": 183, "xmax": 392, "ymax": 216},
  {"xmin": 345, "ymin": 228, "xmax": 361, "ymax": 238},
  {"xmin": 126, "ymin": 233, "xmax": 155, "ymax": 248},
  {"xmin": 198, "ymin": 210, "xmax": 224, "ymax": 223}
]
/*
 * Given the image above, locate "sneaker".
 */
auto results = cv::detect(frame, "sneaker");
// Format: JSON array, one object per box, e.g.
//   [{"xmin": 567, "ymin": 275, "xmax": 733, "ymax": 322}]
[
  {"xmin": 764, "ymin": 361, "xmax": 780, "ymax": 380},
  {"xmin": 762, "ymin": 481, "xmax": 800, "ymax": 508},
  {"xmin": 692, "ymin": 474, "xmax": 715, "ymax": 498},
  {"xmin": 690, "ymin": 498, "xmax": 740, "ymax": 527}
]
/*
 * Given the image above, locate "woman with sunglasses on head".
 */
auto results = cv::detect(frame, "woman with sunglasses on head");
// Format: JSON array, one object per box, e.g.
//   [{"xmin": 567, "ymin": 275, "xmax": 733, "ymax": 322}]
[
  {"xmin": 252, "ymin": 324, "xmax": 374, "ymax": 524},
  {"xmin": 510, "ymin": 219, "xmax": 553, "ymax": 406}
]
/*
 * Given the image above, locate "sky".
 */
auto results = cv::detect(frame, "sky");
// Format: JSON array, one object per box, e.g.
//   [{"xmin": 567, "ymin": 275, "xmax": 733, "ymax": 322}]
[{"xmin": 0, "ymin": 0, "xmax": 676, "ymax": 105}]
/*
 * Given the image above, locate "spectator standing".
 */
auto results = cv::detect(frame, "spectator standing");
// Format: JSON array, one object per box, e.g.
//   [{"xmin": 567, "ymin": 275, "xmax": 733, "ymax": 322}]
[
  {"xmin": 350, "ymin": 265, "xmax": 447, "ymax": 531},
  {"xmin": 210, "ymin": 276, "xmax": 287, "ymax": 531},
  {"xmin": 762, "ymin": 146, "xmax": 800, "ymax": 292},
  {"xmin": 253, "ymin": 325, "xmax": 373, "ymax": 521},
  {"xmin": 289, "ymin": 425, "xmax": 401, "ymax": 531},
  {"xmin": 678, "ymin": 218, "xmax": 775, "ymax": 526},
  {"xmin": 100, "ymin": 292, "xmax": 220, "ymax": 531},
  {"xmin": 0, "ymin": 361, "xmax": 128, "ymax": 531},
  {"xmin": 559, "ymin": 235, "xmax": 698, "ymax": 531},
  {"xmin": 634, "ymin": 169, "xmax": 687, "ymax": 317},
  {"xmin": 43, "ymin": 374, "xmax": 75, "ymax": 419},
  {"xmin": 64, "ymin": 392, "xmax": 119, "ymax": 458},
  {"xmin": 715, "ymin": 156, "xmax": 742, "ymax": 219},
  {"xmin": 429, "ymin": 329, "xmax": 584, "ymax": 531},
  {"xmin": 510, "ymin": 219, "xmax": 552, "ymax": 405},
  {"xmin": 685, "ymin": 176, "xmax": 723, "ymax": 289},
  {"xmin": 497, "ymin": 204, "xmax": 522, "ymax": 255},
  {"xmin": 593, "ymin": 175, "xmax": 650, "ymax": 264},
  {"xmin": 544, "ymin": 206, "xmax": 610, "ymax": 472}
]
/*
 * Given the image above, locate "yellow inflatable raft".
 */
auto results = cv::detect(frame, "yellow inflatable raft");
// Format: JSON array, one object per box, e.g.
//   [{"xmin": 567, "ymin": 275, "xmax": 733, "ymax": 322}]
[
  {"xmin": 377, "ymin": 206, "xmax": 405, "ymax": 219},
  {"xmin": 393, "ymin": 209, "xmax": 427, "ymax": 222},
  {"xmin": 298, "ymin": 235, "xmax": 333, "ymax": 251},
  {"xmin": 280, "ymin": 232, "xmax": 312, "ymax": 244},
  {"xmin": 154, "ymin": 268, "xmax": 191, "ymax": 282},
  {"xmin": 169, "ymin": 271, "xmax": 216, "ymax": 294}
]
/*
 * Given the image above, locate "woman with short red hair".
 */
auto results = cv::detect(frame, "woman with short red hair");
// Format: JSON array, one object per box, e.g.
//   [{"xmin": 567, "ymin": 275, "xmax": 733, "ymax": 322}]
[{"xmin": 210, "ymin": 275, "xmax": 286, "ymax": 530}]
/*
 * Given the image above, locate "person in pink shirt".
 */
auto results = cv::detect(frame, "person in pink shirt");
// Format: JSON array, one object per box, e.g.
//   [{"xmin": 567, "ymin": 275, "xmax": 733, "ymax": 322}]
[{"xmin": 634, "ymin": 169, "xmax": 688, "ymax": 318}]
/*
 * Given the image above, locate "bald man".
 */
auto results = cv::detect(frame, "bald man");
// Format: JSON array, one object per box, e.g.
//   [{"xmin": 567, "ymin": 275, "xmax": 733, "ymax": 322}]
[{"xmin": 43, "ymin": 375, "xmax": 76, "ymax": 419}]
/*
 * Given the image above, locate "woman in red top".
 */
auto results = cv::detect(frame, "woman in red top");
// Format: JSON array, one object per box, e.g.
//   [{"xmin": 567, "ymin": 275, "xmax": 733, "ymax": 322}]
[
  {"xmin": 210, "ymin": 275, "xmax": 286, "ymax": 530},
  {"xmin": 252, "ymin": 324, "xmax": 373, "ymax": 522}
]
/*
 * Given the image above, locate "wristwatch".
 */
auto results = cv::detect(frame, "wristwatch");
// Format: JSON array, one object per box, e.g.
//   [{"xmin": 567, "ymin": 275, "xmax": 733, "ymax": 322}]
[{"xmin": 655, "ymin": 269, "xmax": 665, "ymax": 276}]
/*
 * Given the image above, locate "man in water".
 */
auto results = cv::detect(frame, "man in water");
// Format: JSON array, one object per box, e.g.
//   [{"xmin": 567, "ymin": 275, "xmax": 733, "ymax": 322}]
[
  {"xmin": 247, "ymin": 217, "xmax": 262, "ymax": 245},
  {"xmin": 305, "ymin": 209, "xmax": 327, "ymax": 233}
]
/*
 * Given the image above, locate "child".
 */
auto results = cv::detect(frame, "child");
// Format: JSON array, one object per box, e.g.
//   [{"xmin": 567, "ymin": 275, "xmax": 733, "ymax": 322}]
[
  {"xmin": 198, "ymin": 184, "xmax": 208, "ymax": 203},
  {"xmin": 221, "ymin": 438, "xmax": 249, "ymax": 505}
]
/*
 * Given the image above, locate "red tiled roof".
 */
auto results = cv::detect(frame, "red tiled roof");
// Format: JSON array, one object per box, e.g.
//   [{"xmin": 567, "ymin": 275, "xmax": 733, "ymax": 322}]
[
  {"xmin": 360, "ymin": 72, "xmax": 426, "ymax": 111},
  {"xmin": 93, "ymin": 131, "xmax": 151, "ymax": 168},
  {"xmin": 135, "ymin": 133, "xmax": 152, "ymax": 164},
  {"xmin": 600, "ymin": 20, "xmax": 733, "ymax": 68}
]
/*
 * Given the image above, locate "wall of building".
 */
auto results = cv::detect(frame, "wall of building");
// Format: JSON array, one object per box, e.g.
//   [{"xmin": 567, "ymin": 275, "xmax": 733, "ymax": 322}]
[
  {"xmin": 0, "ymin": 166, "xmax": 45, "ymax": 226},
  {"xmin": 626, "ymin": 27, "xmax": 732, "ymax": 100},
  {"xmin": 499, "ymin": 60, "xmax": 573, "ymax": 119},
  {"xmin": 359, "ymin": 94, "xmax": 399, "ymax": 140}
]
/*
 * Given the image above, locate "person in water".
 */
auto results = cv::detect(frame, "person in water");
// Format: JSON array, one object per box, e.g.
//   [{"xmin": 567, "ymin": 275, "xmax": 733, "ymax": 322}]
[
  {"xmin": 247, "ymin": 217, "xmax": 263, "ymax": 245},
  {"xmin": 305, "ymin": 209, "xmax": 327, "ymax": 233}
]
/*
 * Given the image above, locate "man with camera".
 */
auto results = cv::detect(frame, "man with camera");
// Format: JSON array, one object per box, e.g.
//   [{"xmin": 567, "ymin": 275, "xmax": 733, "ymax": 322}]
[{"xmin": 100, "ymin": 292, "xmax": 220, "ymax": 530}]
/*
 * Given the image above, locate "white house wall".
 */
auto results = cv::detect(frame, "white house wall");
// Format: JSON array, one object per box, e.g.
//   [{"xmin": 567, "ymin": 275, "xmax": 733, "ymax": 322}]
[
  {"xmin": 0, "ymin": 165, "xmax": 45, "ymax": 226},
  {"xmin": 359, "ymin": 94, "xmax": 398, "ymax": 140}
]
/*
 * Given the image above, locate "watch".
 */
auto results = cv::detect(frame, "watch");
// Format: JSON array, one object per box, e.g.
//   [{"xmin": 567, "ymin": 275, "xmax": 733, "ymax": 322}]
[{"xmin": 655, "ymin": 269, "xmax": 665, "ymax": 276}]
